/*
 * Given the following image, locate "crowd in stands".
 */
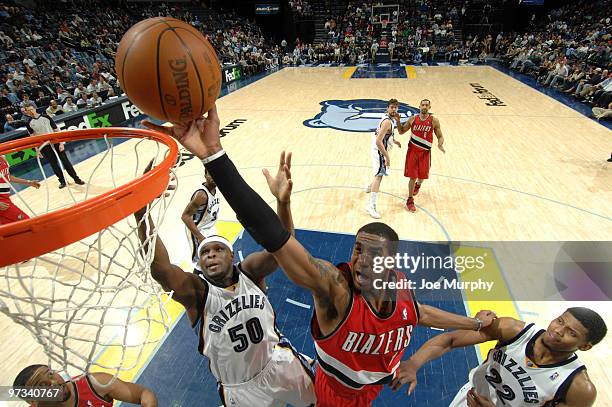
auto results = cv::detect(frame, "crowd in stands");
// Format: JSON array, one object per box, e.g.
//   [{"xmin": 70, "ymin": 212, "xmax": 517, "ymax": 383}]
[
  {"xmin": 1, "ymin": 1, "xmax": 281, "ymax": 134},
  {"xmin": 286, "ymin": 0, "xmax": 465, "ymax": 65},
  {"xmin": 495, "ymin": 0, "xmax": 612, "ymax": 119},
  {"xmin": 289, "ymin": 0, "xmax": 313, "ymax": 18}
]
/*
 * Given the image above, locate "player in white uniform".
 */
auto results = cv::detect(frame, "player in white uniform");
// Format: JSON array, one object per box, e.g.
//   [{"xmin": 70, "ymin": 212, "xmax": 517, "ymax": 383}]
[
  {"xmin": 365, "ymin": 99, "xmax": 401, "ymax": 219},
  {"xmin": 390, "ymin": 307, "xmax": 607, "ymax": 406},
  {"xmin": 135, "ymin": 154, "xmax": 315, "ymax": 407},
  {"xmin": 182, "ymin": 168, "xmax": 221, "ymax": 274}
]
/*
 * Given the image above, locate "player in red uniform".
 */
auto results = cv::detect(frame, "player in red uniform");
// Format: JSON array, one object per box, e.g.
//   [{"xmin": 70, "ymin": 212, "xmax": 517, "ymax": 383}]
[
  {"xmin": 0, "ymin": 155, "xmax": 40, "ymax": 225},
  {"xmin": 394, "ymin": 99, "xmax": 445, "ymax": 212},
  {"xmin": 13, "ymin": 364, "xmax": 157, "ymax": 406},
  {"xmin": 143, "ymin": 106, "xmax": 496, "ymax": 407}
]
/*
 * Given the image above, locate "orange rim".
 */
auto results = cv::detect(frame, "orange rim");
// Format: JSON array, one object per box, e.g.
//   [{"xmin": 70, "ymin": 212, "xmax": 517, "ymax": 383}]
[{"xmin": 0, "ymin": 128, "xmax": 178, "ymax": 267}]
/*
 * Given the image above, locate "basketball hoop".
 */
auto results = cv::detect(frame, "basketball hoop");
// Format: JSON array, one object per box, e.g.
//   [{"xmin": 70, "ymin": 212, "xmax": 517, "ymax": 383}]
[
  {"xmin": 0, "ymin": 127, "xmax": 178, "ymax": 383},
  {"xmin": 382, "ymin": 19, "xmax": 389, "ymax": 29}
]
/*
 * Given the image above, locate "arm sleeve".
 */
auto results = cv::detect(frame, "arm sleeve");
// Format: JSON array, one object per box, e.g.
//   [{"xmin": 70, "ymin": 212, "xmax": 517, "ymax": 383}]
[{"xmin": 204, "ymin": 153, "xmax": 291, "ymax": 252}]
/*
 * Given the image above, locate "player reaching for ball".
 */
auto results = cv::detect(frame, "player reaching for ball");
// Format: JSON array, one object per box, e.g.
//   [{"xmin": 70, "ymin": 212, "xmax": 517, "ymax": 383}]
[
  {"xmin": 133, "ymin": 157, "xmax": 315, "ymax": 407},
  {"xmin": 392, "ymin": 307, "xmax": 606, "ymax": 407},
  {"xmin": 143, "ymin": 105, "xmax": 497, "ymax": 407},
  {"xmin": 394, "ymin": 99, "xmax": 445, "ymax": 213}
]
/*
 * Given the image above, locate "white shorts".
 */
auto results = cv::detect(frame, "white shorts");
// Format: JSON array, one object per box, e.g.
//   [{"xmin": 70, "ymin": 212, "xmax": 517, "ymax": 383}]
[
  {"xmin": 371, "ymin": 148, "xmax": 388, "ymax": 177},
  {"xmin": 219, "ymin": 344, "xmax": 316, "ymax": 407}
]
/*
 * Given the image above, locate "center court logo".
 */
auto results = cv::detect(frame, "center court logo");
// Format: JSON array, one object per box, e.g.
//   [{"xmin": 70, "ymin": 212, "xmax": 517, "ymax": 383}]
[{"xmin": 303, "ymin": 99, "xmax": 419, "ymax": 132}]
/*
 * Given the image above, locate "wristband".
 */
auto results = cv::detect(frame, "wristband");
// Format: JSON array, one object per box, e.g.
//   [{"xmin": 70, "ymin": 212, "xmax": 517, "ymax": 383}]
[
  {"xmin": 201, "ymin": 149, "xmax": 226, "ymax": 165},
  {"xmin": 474, "ymin": 317, "xmax": 482, "ymax": 331}
]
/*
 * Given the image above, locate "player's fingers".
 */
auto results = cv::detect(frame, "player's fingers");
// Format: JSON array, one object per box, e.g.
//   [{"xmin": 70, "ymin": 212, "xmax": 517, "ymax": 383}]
[
  {"xmin": 279, "ymin": 151, "xmax": 285, "ymax": 168},
  {"xmin": 141, "ymin": 120, "xmax": 167, "ymax": 134},
  {"xmin": 206, "ymin": 104, "xmax": 219, "ymax": 123},
  {"xmin": 286, "ymin": 151, "xmax": 292, "ymax": 169},
  {"xmin": 283, "ymin": 164, "xmax": 292, "ymax": 180},
  {"xmin": 262, "ymin": 168, "xmax": 273, "ymax": 184},
  {"xmin": 408, "ymin": 380, "xmax": 417, "ymax": 395}
]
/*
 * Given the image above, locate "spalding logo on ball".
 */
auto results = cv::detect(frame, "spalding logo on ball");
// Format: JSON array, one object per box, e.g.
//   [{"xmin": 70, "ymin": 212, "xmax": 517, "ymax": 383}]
[{"xmin": 115, "ymin": 17, "xmax": 222, "ymax": 123}]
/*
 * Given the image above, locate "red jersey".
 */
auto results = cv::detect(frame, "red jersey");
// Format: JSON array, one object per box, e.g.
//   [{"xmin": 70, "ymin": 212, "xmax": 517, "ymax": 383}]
[
  {"xmin": 72, "ymin": 375, "xmax": 114, "ymax": 407},
  {"xmin": 312, "ymin": 263, "xmax": 419, "ymax": 398},
  {"xmin": 410, "ymin": 114, "xmax": 434, "ymax": 150},
  {"xmin": 0, "ymin": 156, "xmax": 10, "ymax": 196}
]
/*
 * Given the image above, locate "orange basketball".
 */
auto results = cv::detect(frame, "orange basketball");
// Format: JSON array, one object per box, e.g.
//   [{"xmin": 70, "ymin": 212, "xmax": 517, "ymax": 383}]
[{"xmin": 115, "ymin": 17, "xmax": 222, "ymax": 123}]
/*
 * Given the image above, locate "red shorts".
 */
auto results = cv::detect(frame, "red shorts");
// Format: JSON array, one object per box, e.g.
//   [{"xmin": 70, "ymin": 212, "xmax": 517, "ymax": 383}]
[
  {"xmin": 404, "ymin": 143, "xmax": 431, "ymax": 179},
  {"xmin": 315, "ymin": 368, "xmax": 383, "ymax": 407},
  {"xmin": 0, "ymin": 195, "xmax": 29, "ymax": 225}
]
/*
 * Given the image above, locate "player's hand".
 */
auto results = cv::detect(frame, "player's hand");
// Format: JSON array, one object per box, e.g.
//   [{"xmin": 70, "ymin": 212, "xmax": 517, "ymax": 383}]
[
  {"xmin": 475, "ymin": 310, "xmax": 497, "ymax": 329},
  {"xmin": 59, "ymin": 142, "xmax": 65, "ymax": 152},
  {"xmin": 389, "ymin": 359, "xmax": 418, "ymax": 394},
  {"xmin": 438, "ymin": 141, "xmax": 445, "ymax": 153},
  {"xmin": 263, "ymin": 150, "xmax": 293, "ymax": 204},
  {"xmin": 29, "ymin": 180, "xmax": 41, "ymax": 189},
  {"xmin": 394, "ymin": 140, "xmax": 402, "ymax": 148},
  {"xmin": 384, "ymin": 155, "xmax": 391, "ymax": 167},
  {"xmin": 467, "ymin": 388, "xmax": 495, "ymax": 407},
  {"xmin": 0, "ymin": 202, "xmax": 9, "ymax": 211},
  {"xmin": 142, "ymin": 105, "xmax": 222, "ymax": 160}
]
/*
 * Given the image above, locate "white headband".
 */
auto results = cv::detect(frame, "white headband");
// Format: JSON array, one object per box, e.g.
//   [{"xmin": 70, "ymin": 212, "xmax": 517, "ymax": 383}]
[{"xmin": 197, "ymin": 235, "xmax": 233, "ymax": 256}]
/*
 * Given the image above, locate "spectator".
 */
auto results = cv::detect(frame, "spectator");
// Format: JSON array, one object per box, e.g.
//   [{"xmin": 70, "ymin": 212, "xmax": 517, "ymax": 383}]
[
  {"xmin": 46, "ymin": 99, "xmax": 64, "ymax": 117},
  {"xmin": 89, "ymin": 92, "xmax": 102, "ymax": 107},
  {"xmin": 3, "ymin": 114, "xmax": 22, "ymax": 133},
  {"xmin": 76, "ymin": 93, "xmax": 91, "ymax": 109},
  {"xmin": 62, "ymin": 96, "xmax": 77, "ymax": 112}
]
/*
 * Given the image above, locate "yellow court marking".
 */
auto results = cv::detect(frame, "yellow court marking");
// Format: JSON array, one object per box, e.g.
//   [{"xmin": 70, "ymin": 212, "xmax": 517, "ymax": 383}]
[
  {"xmin": 453, "ymin": 244, "xmax": 520, "ymax": 360},
  {"xmin": 405, "ymin": 66, "xmax": 417, "ymax": 78},
  {"xmin": 91, "ymin": 220, "xmax": 244, "ymax": 381},
  {"xmin": 343, "ymin": 66, "xmax": 357, "ymax": 78}
]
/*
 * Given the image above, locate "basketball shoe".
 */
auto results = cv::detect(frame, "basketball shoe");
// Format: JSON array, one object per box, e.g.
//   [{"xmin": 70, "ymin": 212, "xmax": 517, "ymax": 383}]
[{"xmin": 406, "ymin": 197, "xmax": 416, "ymax": 212}]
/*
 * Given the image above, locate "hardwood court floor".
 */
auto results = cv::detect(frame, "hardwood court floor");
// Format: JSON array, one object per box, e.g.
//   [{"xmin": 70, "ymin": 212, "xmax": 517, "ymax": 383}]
[{"xmin": 1, "ymin": 65, "xmax": 610, "ymax": 405}]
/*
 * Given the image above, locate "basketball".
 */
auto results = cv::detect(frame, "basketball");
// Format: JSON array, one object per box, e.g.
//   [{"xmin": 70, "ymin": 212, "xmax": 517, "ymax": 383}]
[{"xmin": 115, "ymin": 17, "xmax": 222, "ymax": 123}]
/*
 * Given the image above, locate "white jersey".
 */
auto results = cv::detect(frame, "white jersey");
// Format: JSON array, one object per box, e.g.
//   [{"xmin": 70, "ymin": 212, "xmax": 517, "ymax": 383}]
[
  {"xmin": 188, "ymin": 184, "xmax": 220, "ymax": 267},
  {"xmin": 193, "ymin": 184, "xmax": 220, "ymax": 233},
  {"xmin": 450, "ymin": 323, "xmax": 585, "ymax": 407},
  {"xmin": 371, "ymin": 115, "xmax": 396, "ymax": 176},
  {"xmin": 194, "ymin": 265, "xmax": 280, "ymax": 384},
  {"xmin": 372, "ymin": 114, "xmax": 396, "ymax": 152}
]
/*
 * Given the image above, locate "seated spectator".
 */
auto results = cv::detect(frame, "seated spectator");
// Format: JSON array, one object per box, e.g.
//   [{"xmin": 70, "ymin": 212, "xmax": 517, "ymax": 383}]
[
  {"xmin": 73, "ymin": 82, "xmax": 87, "ymax": 99},
  {"xmin": 76, "ymin": 93, "xmax": 91, "ymax": 109},
  {"xmin": 89, "ymin": 92, "xmax": 102, "ymax": 107},
  {"xmin": 3, "ymin": 114, "xmax": 24, "ymax": 133},
  {"xmin": 46, "ymin": 99, "xmax": 64, "ymax": 117},
  {"xmin": 62, "ymin": 96, "xmax": 77, "ymax": 112}
]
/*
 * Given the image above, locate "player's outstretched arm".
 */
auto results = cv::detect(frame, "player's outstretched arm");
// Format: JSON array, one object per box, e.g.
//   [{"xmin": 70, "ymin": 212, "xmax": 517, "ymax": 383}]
[
  {"xmin": 391, "ymin": 317, "xmax": 524, "ymax": 393},
  {"xmin": 241, "ymin": 151, "xmax": 295, "ymax": 284},
  {"xmin": 8, "ymin": 175, "xmax": 41, "ymax": 189},
  {"xmin": 418, "ymin": 304, "xmax": 497, "ymax": 331},
  {"xmin": 133, "ymin": 162, "xmax": 205, "ymax": 318},
  {"xmin": 181, "ymin": 190, "xmax": 208, "ymax": 243},
  {"xmin": 141, "ymin": 108, "xmax": 347, "ymax": 299},
  {"xmin": 90, "ymin": 372, "xmax": 157, "ymax": 407}
]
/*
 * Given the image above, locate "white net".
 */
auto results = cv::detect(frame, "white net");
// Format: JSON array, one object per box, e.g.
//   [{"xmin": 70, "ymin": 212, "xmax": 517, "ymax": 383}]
[{"xmin": 0, "ymin": 131, "xmax": 177, "ymax": 384}]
